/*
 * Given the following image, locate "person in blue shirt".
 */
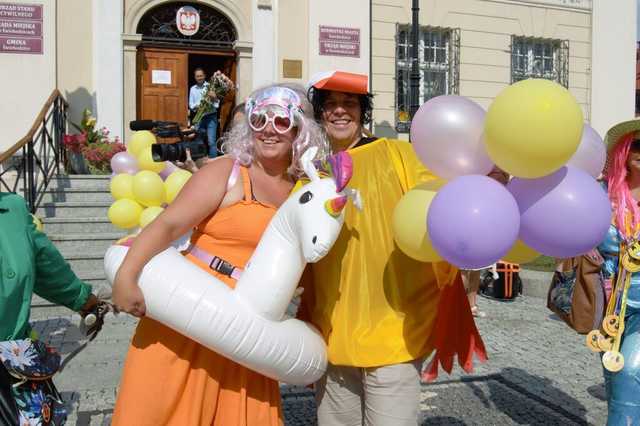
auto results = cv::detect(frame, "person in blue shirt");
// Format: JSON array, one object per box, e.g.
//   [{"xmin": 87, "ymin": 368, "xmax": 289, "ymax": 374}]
[
  {"xmin": 599, "ymin": 118, "xmax": 640, "ymax": 425},
  {"xmin": 189, "ymin": 68, "xmax": 222, "ymax": 159},
  {"xmin": 188, "ymin": 68, "xmax": 209, "ymax": 123}
]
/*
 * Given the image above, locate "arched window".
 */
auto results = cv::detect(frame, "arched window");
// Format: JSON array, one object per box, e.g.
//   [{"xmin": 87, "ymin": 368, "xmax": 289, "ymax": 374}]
[{"xmin": 137, "ymin": 2, "xmax": 237, "ymax": 48}]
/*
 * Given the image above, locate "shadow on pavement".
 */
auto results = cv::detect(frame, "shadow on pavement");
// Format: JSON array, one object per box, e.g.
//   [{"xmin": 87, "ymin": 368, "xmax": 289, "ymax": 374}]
[
  {"xmin": 422, "ymin": 416, "xmax": 468, "ymax": 425},
  {"xmin": 492, "ymin": 368, "xmax": 589, "ymax": 425},
  {"xmin": 587, "ymin": 383, "xmax": 607, "ymax": 401}
]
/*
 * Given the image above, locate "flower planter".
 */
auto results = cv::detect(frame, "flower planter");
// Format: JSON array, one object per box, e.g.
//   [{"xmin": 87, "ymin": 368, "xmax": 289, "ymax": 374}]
[{"xmin": 68, "ymin": 151, "xmax": 89, "ymax": 174}]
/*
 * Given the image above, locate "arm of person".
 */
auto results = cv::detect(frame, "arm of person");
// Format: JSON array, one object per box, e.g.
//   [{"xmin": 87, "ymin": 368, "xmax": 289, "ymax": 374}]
[
  {"xmin": 6, "ymin": 195, "xmax": 96, "ymax": 312},
  {"xmin": 112, "ymin": 157, "xmax": 235, "ymax": 316}
]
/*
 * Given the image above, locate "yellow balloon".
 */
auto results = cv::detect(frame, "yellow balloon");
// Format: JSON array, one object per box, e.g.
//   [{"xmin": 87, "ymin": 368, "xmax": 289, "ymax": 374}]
[
  {"xmin": 127, "ymin": 131, "xmax": 156, "ymax": 157},
  {"xmin": 137, "ymin": 146, "xmax": 166, "ymax": 173},
  {"xmin": 392, "ymin": 179, "xmax": 446, "ymax": 262},
  {"xmin": 139, "ymin": 206, "xmax": 164, "ymax": 228},
  {"xmin": 108, "ymin": 198, "xmax": 143, "ymax": 229},
  {"xmin": 132, "ymin": 170, "xmax": 166, "ymax": 207},
  {"xmin": 503, "ymin": 239, "xmax": 541, "ymax": 264},
  {"xmin": 165, "ymin": 170, "xmax": 192, "ymax": 204},
  {"xmin": 31, "ymin": 214, "xmax": 43, "ymax": 232},
  {"xmin": 484, "ymin": 79, "xmax": 583, "ymax": 178},
  {"xmin": 110, "ymin": 173, "xmax": 134, "ymax": 200}
]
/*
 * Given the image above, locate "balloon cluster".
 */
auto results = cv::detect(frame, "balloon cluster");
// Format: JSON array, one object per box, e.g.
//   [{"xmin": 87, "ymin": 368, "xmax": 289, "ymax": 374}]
[
  {"xmin": 394, "ymin": 79, "xmax": 611, "ymax": 269},
  {"xmin": 107, "ymin": 131, "xmax": 193, "ymax": 230}
]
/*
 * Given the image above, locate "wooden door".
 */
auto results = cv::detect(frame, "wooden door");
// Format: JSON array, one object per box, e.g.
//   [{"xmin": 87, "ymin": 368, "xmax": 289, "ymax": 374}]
[
  {"xmin": 137, "ymin": 49, "xmax": 188, "ymax": 126},
  {"xmin": 218, "ymin": 57, "xmax": 237, "ymax": 135}
]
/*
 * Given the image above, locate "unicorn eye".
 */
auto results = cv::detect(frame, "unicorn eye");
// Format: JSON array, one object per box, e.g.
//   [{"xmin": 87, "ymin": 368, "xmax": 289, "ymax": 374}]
[{"xmin": 299, "ymin": 191, "xmax": 313, "ymax": 204}]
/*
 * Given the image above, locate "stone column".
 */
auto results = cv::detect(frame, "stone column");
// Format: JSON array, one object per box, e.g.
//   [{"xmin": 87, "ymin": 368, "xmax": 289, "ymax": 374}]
[{"xmin": 122, "ymin": 33, "xmax": 142, "ymax": 144}]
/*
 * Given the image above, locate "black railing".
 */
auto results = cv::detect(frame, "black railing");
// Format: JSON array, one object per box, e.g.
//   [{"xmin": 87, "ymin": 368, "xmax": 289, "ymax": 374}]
[{"xmin": 0, "ymin": 90, "xmax": 68, "ymax": 213}]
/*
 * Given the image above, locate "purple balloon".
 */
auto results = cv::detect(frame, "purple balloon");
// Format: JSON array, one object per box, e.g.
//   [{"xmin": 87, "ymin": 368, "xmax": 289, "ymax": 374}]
[
  {"xmin": 566, "ymin": 124, "xmax": 606, "ymax": 178},
  {"xmin": 159, "ymin": 161, "xmax": 178, "ymax": 180},
  {"xmin": 411, "ymin": 96, "xmax": 494, "ymax": 180},
  {"xmin": 110, "ymin": 152, "xmax": 139, "ymax": 175},
  {"xmin": 508, "ymin": 166, "xmax": 611, "ymax": 258},
  {"xmin": 427, "ymin": 175, "xmax": 520, "ymax": 269}
]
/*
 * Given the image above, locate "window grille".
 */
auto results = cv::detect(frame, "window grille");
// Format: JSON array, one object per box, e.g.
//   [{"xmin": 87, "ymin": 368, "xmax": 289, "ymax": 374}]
[
  {"xmin": 395, "ymin": 25, "xmax": 460, "ymax": 133},
  {"xmin": 511, "ymin": 36, "xmax": 569, "ymax": 87}
]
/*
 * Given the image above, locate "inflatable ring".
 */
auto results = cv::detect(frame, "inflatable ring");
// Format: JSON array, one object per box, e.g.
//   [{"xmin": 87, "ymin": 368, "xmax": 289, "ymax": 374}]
[{"xmin": 105, "ymin": 149, "xmax": 358, "ymax": 385}]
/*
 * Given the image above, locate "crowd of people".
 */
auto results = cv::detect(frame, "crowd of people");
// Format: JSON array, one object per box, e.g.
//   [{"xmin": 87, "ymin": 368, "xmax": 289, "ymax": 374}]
[{"xmin": 1, "ymin": 68, "xmax": 639, "ymax": 426}]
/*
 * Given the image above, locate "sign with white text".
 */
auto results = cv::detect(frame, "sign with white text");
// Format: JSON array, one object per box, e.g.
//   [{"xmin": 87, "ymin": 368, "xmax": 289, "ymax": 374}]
[
  {"xmin": 0, "ymin": 3, "xmax": 43, "ymax": 54},
  {"xmin": 319, "ymin": 25, "xmax": 360, "ymax": 58}
]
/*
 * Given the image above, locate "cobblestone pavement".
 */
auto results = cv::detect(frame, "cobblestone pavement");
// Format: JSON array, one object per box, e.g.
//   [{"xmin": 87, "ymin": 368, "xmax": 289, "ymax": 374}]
[{"xmin": 30, "ymin": 292, "xmax": 608, "ymax": 425}]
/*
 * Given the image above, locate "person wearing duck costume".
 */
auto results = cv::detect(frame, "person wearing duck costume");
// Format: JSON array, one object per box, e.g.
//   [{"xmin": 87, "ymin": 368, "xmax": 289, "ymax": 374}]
[{"xmin": 299, "ymin": 71, "xmax": 487, "ymax": 425}]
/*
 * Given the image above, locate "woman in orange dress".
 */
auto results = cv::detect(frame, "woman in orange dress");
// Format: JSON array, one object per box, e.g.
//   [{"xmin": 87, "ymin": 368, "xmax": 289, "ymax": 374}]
[{"xmin": 110, "ymin": 84, "xmax": 328, "ymax": 426}]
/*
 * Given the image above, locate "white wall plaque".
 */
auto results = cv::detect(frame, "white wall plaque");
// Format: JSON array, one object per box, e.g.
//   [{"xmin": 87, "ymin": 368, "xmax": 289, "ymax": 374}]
[{"xmin": 152, "ymin": 70, "xmax": 171, "ymax": 85}]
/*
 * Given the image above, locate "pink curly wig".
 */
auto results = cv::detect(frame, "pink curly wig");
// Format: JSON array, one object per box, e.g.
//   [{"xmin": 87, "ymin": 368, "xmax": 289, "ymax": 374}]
[{"xmin": 606, "ymin": 133, "xmax": 640, "ymax": 238}]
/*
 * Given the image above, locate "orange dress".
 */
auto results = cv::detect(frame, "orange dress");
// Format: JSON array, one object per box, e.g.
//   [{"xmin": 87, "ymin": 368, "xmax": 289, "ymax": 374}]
[{"xmin": 112, "ymin": 166, "xmax": 283, "ymax": 426}]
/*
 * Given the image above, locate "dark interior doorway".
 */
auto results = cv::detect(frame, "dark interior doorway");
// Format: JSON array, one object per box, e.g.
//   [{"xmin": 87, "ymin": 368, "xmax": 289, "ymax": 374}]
[{"xmin": 188, "ymin": 54, "xmax": 230, "ymax": 90}]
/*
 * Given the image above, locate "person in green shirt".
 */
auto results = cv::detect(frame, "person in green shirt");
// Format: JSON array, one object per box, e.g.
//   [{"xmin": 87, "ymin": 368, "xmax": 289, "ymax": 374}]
[
  {"xmin": 0, "ymin": 192, "xmax": 98, "ymax": 425},
  {"xmin": 0, "ymin": 192, "xmax": 98, "ymax": 341}
]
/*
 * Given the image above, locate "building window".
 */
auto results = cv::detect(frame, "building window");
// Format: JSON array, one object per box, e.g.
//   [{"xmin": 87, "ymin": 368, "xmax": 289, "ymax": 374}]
[
  {"xmin": 395, "ymin": 25, "xmax": 460, "ymax": 133},
  {"xmin": 511, "ymin": 36, "xmax": 569, "ymax": 87}
]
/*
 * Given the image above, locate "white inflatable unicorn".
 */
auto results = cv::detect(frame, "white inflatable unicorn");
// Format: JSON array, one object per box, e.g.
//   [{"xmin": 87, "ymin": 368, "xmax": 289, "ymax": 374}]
[{"xmin": 104, "ymin": 148, "xmax": 357, "ymax": 385}]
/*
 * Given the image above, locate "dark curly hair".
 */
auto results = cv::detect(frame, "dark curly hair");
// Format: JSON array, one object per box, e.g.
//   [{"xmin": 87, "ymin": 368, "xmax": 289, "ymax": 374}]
[{"xmin": 307, "ymin": 87, "xmax": 374, "ymax": 125}]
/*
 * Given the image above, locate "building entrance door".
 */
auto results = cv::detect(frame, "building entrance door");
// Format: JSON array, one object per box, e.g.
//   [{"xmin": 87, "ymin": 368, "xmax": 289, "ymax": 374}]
[
  {"xmin": 137, "ymin": 48, "xmax": 188, "ymax": 125},
  {"xmin": 137, "ymin": 47, "xmax": 236, "ymax": 131}
]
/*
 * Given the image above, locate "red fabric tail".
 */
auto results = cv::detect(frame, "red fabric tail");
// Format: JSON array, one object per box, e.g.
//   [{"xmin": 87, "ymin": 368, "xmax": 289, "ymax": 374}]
[{"xmin": 422, "ymin": 272, "xmax": 488, "ymax": 382}]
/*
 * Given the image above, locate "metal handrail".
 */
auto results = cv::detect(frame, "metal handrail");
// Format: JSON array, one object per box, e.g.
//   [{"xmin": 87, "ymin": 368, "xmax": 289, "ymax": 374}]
[{"xmin": 0, "ymin": 89, "xmax": 69, "ymax": 213}]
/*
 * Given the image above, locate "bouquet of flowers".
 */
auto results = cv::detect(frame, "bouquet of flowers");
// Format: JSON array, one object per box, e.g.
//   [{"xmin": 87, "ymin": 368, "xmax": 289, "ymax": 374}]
[{"xmin": 193, "ymin": 71, "xmax": 234, "ymax": 125}]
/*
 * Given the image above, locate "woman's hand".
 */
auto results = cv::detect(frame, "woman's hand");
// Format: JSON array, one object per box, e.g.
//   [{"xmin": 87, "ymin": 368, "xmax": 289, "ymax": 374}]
[
  {"xmin": 112, "ymin": 269, "xmax": 146, "ymax": 317},
  {"xmin": 207, "ymin": 90, "xmax": 218, "ymax": 101}
]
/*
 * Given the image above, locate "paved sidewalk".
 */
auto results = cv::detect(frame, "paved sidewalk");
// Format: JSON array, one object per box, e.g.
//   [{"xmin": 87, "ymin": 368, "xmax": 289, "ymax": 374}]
[{"xmin": 30, "ymin": 291, "xmax": 608, "ymax": 425}]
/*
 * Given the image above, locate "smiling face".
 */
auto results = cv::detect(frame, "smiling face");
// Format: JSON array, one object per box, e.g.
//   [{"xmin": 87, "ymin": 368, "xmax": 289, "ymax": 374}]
[
  {"xmin": 194, "ymin": 69, "xmax": 206, "ymax": 85},
  {"xmin": 251, "ymin": 106, "xmax": 298, "ymax": 163},
  {"xmin": 321, "ymin": 91, "xmax": 363, "ymax": 151}
]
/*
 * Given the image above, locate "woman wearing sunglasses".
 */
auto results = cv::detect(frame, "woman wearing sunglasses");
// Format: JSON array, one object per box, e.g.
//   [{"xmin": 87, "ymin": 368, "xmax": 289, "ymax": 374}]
[{"xmin": 111, "ymin": 84, "xmax": 328, "ymax": 426}]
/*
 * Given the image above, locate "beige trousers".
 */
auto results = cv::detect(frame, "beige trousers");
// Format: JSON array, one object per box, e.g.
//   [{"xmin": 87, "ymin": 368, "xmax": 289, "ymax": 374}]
[{"xmin": 315, "ymin": 359, "xmax": 423, "ymax": 426}]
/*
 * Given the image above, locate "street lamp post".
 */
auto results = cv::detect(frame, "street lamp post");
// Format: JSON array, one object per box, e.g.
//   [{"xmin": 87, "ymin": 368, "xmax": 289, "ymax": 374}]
[{"xmin": 409, "ymin": 0, "xmax": 420, "ymax": 121}]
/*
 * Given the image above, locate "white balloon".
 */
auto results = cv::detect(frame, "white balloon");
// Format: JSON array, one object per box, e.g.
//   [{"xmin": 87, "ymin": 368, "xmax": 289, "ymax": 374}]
[
  {"xmin": 566, "ymin": 124, "xmax": 606, "ymax": 178},
  {"xmin": 105, "ymin": 150, "xmax": 354, "ymax": 385}
]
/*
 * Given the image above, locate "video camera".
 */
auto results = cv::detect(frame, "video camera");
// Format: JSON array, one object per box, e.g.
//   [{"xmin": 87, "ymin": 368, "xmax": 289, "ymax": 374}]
[{"xmin": 129, "ymin": 120, "xmax": 209, "ymax": 163}]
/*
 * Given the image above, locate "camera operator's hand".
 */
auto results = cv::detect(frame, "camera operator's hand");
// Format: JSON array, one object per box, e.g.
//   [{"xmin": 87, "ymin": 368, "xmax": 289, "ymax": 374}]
[
  {"xmin": 112, "ymin": 269, "xmax": 146, "ymax": 318},
  {"xmin": 176, "ymin": 149, "xmax": 199, "ymax": 173}
]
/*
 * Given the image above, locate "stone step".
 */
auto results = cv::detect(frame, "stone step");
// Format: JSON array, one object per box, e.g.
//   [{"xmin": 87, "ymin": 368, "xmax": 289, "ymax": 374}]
[
  {"xmin": 40, "ymin": 217, "xmax": 124, "ymax": 234},
  {"xmin": 37, "ymin": 201, "xmax": 111, "ymax": 218},
  {"xmin": 48, "ymin": 174, "xmax": 110, "ymax": 190},
  {"xmin": 49, "ymin": 232, "xmax": 123, "ymax": 253},
  {"xmin": 39, "ymin": 188, "xmax": 113, "ymax": 203},
  {"xmin": 62, "ymin": 251, "xmax": 106, "ymax": 274}
]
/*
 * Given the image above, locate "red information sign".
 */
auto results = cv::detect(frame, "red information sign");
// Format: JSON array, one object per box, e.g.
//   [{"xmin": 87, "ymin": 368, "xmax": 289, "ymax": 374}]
[
  {"xmin": 0, "ymin": 3, "xmax": 43, "ymax": 54},
  {"xmin": 319, "ymin": 25, "xmax": 360, "ymax": 58}
]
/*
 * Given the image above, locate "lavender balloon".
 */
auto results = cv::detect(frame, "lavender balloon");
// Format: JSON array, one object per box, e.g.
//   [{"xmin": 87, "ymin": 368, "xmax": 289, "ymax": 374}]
[
  {"xmin": 411, "ymin": 96, "xmax": 494, "ymax": 180},
  {"xmin": 566, "ymin": 124, "xmax": 606, "ymax": 178},
  {"xmin": 110, "ymin": 152, "xmax": 139, "ymax": 175},
  {"xmin": 159, "ymin": 161, "xmax": 178, "ymax": 180},
  {"xmin": 508, "ymin": 166, "xmax": 611, "ymax": 258},
  {"xmin": 427, "ymin": 175, "xmax": 520, "ymax": 269}
]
